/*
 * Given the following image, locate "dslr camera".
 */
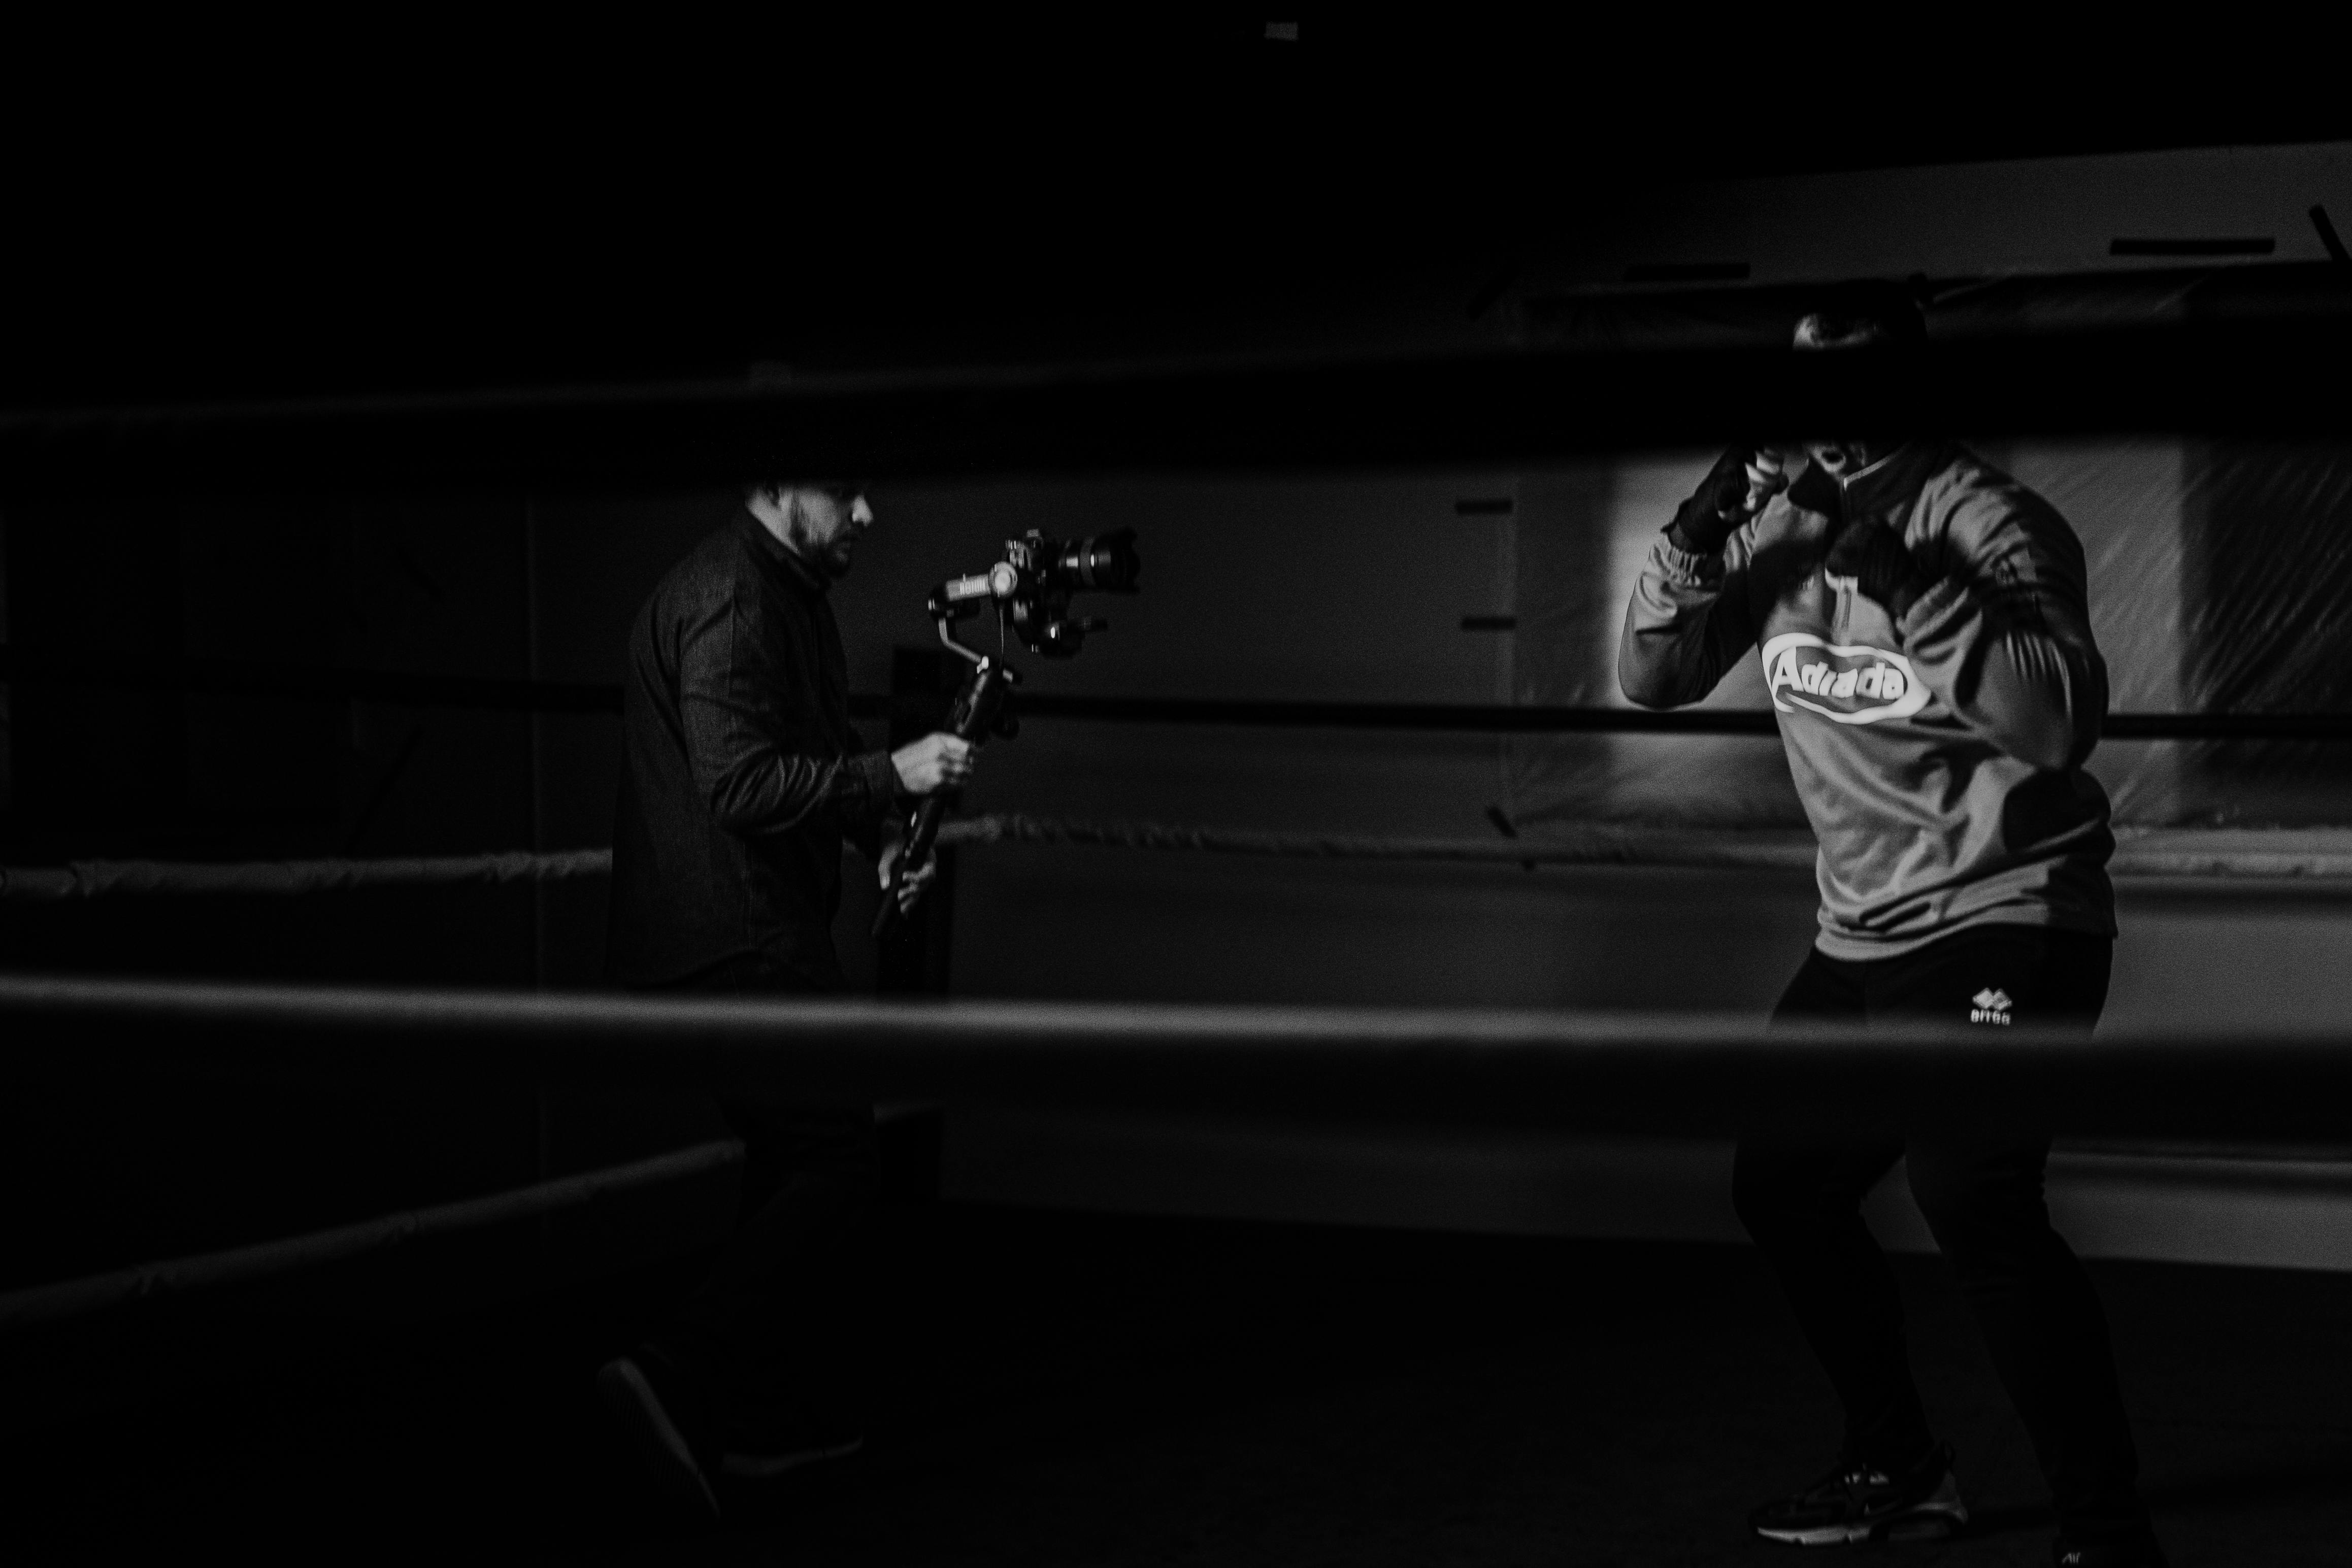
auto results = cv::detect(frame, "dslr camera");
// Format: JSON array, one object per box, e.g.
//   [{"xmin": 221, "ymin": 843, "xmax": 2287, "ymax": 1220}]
[{"xmin": 927, "ymin": 528, "xmax": 1141, "ymax": 660}]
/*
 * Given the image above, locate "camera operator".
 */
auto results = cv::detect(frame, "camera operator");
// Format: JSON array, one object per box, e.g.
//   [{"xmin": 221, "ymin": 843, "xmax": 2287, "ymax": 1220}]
[
  {"xmin": 599, "ymin": 481, "xmax": 972, "ymax": 1522},
  {"xmin": 1617, "ymin": 285, "xmax": 2164, "ymax": 1567}
]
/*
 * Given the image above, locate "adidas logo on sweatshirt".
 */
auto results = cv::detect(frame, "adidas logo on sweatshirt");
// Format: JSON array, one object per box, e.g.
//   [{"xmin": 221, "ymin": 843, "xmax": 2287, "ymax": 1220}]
[{"xmin": 1761, "ymin": 633, "xmax": 1931, "ymax": 725}]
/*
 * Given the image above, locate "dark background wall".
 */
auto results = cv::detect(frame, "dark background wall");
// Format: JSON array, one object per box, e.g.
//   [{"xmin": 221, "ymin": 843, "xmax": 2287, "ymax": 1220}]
[{"xmin": 0, "ymin": 496, "xmax": 542, "ymax": 984}]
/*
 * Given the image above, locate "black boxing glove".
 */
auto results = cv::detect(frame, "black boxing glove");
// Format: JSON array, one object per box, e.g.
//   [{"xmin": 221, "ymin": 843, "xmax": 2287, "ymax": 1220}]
[
  {"xmin": 1823, "ymin": 518, "xmax": 1934, "ymax": 620},
  {"xmin": 1667, "ymin": 447, "xmax": 1777, "ymax": 556}
]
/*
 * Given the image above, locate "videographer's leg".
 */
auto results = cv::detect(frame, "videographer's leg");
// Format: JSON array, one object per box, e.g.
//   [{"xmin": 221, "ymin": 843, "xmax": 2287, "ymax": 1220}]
[
  {"xmin": 600, "ymin": 954, "xmax": 876, "ymax": 1517},
  {"xmin": 647, "ymin": 1093, "xmax": 877, "ymax": 1456}
]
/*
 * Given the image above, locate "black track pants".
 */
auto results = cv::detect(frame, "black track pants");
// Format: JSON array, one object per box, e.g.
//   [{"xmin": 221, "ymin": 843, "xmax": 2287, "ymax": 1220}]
[
  {"xmin": 641, "ymin": 955, "xmax": 877, "ymax": 1440},
  {"xmin": 1732, "ymin": 925, "xmax": 2150, "ymax": 1543}
]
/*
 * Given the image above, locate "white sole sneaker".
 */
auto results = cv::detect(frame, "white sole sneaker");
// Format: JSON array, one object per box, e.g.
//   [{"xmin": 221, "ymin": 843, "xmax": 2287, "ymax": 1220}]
[
  {"xmin": 721, "ymin": 1433, "xmax": 866, "ymax": 1480},
  {"xmin": 1753, "ymin": 1471, "xmax": 1969, "ymax": 1546}
]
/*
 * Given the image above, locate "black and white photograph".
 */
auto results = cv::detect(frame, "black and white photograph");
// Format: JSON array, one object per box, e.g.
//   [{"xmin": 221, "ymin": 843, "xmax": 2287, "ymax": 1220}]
[{"xmin": 4, "ymin": 17, "xmax": 2351, "ymax": 1565}]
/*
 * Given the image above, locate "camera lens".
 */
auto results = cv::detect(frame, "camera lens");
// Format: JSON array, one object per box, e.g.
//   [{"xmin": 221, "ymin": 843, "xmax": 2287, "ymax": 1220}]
[{"xmin": 1056, "ymin": 528, "xmax": 1140, "ymax": 592}]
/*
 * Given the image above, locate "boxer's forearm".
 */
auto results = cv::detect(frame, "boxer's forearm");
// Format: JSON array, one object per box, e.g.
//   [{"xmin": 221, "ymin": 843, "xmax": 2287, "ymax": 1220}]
[
  {"xmin": 1619, "ymin": 535, "xmax": 1759, "ymax": 709},
  {"xmin": 1900, "ymin": 581, "xmax": 2107, "ymax": 771}
]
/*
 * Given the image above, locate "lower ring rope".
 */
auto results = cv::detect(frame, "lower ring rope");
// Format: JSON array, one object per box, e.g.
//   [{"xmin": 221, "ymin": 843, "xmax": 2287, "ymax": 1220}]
[
  {"xmin": 6, "ymin": 819, "xmax": 2352, "ymax": 900},
  {"xmin": 0, "ymin": 1137, "xmax": 745, "ymax": 1333}
]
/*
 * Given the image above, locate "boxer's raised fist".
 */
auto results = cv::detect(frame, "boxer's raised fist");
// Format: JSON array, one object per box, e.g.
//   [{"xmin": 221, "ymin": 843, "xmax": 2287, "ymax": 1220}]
[{"xmin": 1669, "ymin": 447, "xmax": 1782, "ymax": 555}]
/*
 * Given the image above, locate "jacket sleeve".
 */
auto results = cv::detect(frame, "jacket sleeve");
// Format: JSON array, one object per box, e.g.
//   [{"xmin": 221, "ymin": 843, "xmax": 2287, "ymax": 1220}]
[
  {"xmin": 677, "ymin": 587, "xmax": 901, "ymax": 842},
  {"xmin": 1618, "ymin": 528, "xmax": 1762, "ymax": 708},
  {"xmin": 1895, "ymin": 486, "xmax": 2107, "ymax": 771},
  {"xmin": 842, "ymin": 727, "xmax": 892, "ymax": 862}
]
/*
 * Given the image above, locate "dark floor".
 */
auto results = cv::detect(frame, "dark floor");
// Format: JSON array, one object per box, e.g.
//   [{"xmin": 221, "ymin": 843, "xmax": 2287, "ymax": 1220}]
[{"xmin": 5, "ymin": 1205, "xmax": 2350, "ymax": 1565}]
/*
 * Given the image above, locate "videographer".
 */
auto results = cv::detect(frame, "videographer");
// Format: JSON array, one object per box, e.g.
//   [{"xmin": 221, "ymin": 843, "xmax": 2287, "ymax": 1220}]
[
  {"xmin": 1617, "ymin": 285, "xmax": 2164, "ymax": 1567},
  {"xmin": 599, "ymin": 481, "xmax": 972, "ymax": 1522}
]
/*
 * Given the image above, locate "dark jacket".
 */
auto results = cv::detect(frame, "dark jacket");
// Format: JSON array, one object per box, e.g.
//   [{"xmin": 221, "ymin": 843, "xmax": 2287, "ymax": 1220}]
[
  {"xmin": 608, "ymin": 511, "xmax": 900, "ymax": 989},
  {"xmin": 1619, "ymin": 440, "xmax": 2114, "ymax": 959}
]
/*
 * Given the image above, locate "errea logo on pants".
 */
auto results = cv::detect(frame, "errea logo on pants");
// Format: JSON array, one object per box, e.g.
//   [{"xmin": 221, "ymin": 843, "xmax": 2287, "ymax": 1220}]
[
  {"xmin": 1971, "ymin": 988, "xmax": 2013, "ymax": 1025},
  {"xmin": 1761, "ymin": 633, "xmax": 1931, "ymax": 724}
]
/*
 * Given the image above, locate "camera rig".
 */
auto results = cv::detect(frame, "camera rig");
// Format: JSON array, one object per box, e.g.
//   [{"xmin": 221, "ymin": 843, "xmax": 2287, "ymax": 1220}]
[{"xmin": 874, "ymin": 528, "xmax": 1140, "ymax": 936}]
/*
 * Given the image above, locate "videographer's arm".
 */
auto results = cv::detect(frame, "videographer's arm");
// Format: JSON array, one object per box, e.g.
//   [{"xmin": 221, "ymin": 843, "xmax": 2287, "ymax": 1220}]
[
  {"xmin": 807, "ymin": 725, "xmax": 967, "ymax": 917},
  {"xmin": 852, "ymin": 731, "xmax": 971, "ymax": 864},
  {"xmin": 889, "ymin": 732, "xmax": 974, "ymax": 796},
  {"xmin": 840, "ymin": 727, "xmax": 891, "ymax": 864},
  {"xmin": 862, "ymin": 735, "xmax": 976, "ymax": 916},
  {"xmin": 678, "ymin": 595, "xmax": 901, "ymax": 840},
  {"xmin": 875, "ymin": 818, "xmax": 937, "ymax": 914}
]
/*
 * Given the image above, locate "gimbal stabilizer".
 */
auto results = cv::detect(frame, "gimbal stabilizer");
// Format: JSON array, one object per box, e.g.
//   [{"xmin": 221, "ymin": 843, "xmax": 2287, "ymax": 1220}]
[{"xmin": 873, "ymin": 528, "xmax": 1139, "ymax": 937}]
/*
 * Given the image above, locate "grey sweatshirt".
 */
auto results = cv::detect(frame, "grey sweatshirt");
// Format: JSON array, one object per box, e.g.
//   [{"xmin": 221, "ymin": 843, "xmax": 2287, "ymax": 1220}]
[{"xmin": 1618, "ymin": 440, "xmax": 2115, "ymax": 960}]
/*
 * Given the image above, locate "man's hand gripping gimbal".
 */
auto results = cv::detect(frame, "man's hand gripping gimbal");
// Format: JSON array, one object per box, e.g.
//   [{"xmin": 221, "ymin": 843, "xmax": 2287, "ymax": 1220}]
[{"xmin": 873, "ymin": 528, "xmax": 1140, "ymax": 937}]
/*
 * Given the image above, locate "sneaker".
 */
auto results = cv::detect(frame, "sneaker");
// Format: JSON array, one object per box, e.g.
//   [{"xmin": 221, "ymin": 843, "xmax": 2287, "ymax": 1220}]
[
  {"xmin": 721, "ymin": 1401, "xmax": 866, "ymax": 1480},
  {"xmin": 2053, "ymin": 1533, "xmax": 2169, "ymax": 1567},
  {"xmin": 721, "ymin": 1430, "xmax": 866, "ymax": 1480},
  {"xmin": 595, "ymin": 1353, "xmax": 721, "ymax": 1523},
  {"xmin": 1749, "ymin": 1441, "xmax": 1968, "ymax": 1547}
]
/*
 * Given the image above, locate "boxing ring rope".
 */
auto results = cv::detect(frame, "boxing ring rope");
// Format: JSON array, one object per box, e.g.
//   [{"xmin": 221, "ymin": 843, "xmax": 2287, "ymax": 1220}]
[
  {"xmin": 0, "ymin": 848, "xmax": 614, "ymax": 901},
  {"xmin": 10, "ymin": 816, "xmax": 2352, "ymax": 900},
  {"xmin": 0, "ymin": 1139, "xmax": 744, "ymax": 1334},
  {"xmin": 7, "ymin": 646, "xmax": 2352, "ymax": 740},
  {"xmin": 7, "ymin": 972, "xmax": 2350, "ymax": 1143},
  {"xmin": 8, "ymin": 963, "xmax": 2351, "ymax": 1329},
  {"xmin": 933, "ymin": 815, "xmax": 2352, "ymax": 880}
]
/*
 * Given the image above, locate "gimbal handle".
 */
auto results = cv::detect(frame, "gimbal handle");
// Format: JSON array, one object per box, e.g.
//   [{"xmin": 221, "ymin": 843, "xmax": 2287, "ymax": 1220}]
[{"xmin": 871, "ymin": 648, "xmax": 1019, "ymax": 940}]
